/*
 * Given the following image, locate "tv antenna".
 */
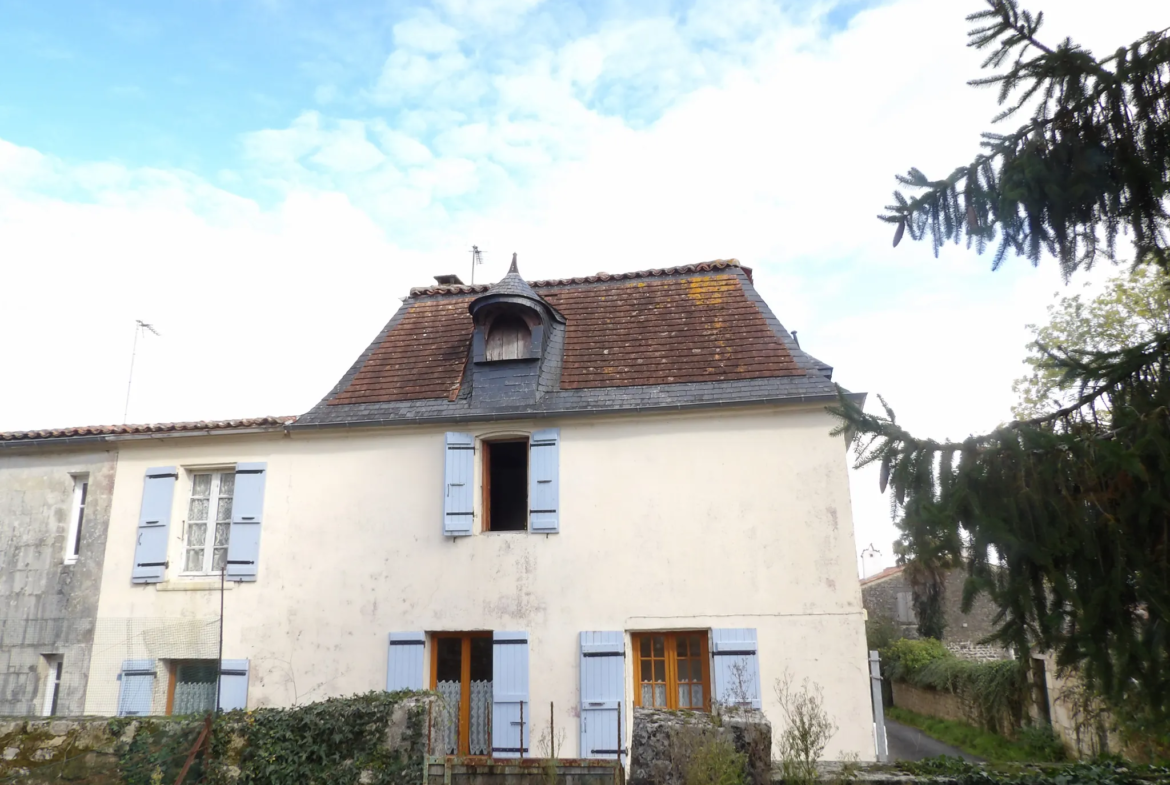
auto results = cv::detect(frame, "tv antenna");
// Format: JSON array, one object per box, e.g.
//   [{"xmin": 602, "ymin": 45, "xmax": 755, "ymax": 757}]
[
  {"xmin": 123, "ymin": 320, "xmax": 161, "ymax": 424},
  {"xmin": 470, "ymin": 245, "xmax": 483, "ymax": 285}
]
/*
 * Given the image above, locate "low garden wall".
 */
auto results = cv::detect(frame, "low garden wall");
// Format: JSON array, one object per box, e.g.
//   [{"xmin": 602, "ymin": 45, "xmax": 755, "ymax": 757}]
[
  {"xmin": 0, "ymin": 691, "xmax": 432, "ymax": 784},
  {"xmin": 890, "ymin": 682, "xmax": 967, "ymax": 725}
]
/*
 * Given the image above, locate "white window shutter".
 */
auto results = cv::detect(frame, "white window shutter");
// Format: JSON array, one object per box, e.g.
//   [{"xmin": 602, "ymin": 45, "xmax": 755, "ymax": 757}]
[
  {"xmin": 219, "ymin": 660, "xmax": 250, "ymax": 711},
  {"xmin": 444, "ymin": 433, "xmax": 475, "ymax": 536},
  {"xmin": 386, "ymin": 632, "xmax": 426, "ymax": 691},
  {"xmin": 711, "ymin": 629, "xmax": 762, "ymax": 709},
  {"xmin": 226, "ymin": 463, "xmax": 267, "ymax": 581},
  {"xmin": 492, "ymin": 631, "xmax": 529, "ymax": 758},
  {"xmin": 579, "ymin": 632, "xmax": 625, "ymax": 762},
  {"xmin": 131, "ymin": 468, "xmax": 177, "ymax": 584},
  {"xmin": 529, "ymin": 429, "xmax": 560, "ymax": 533},
  {"xmin": 117, "ymin": 659, "xmax": 156, "ymax": 716}
]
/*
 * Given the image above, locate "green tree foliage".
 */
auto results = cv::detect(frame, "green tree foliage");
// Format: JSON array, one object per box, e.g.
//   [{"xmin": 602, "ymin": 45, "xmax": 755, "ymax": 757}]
[
  {"xmin": 1013, "ymin": 266, "xmax": 1170, "ymax": 420},
  {"xmin": 832, "ymin": 0, "xmax": 1170, "ymax": 739},
  {"xmin": 881, "ymin": 1, "xmax": 1170, "ymax": 274}
]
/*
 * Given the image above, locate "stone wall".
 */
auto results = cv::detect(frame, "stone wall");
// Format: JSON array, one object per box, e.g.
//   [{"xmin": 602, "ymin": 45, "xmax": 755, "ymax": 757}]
[
  {"xmin": 0, "ymin": 448, "xmax": 117, "ymax": 717},
  {"xmin": 629, "ymin": 707, "xmax": 771, "ymax": 785},
  {"xmin": 862, "ymin": 569, "xmax": 1009, "ymax": 656},
  {"xmin": 890, "ymin": 682, "xmax": 968, "ymax": 725}
]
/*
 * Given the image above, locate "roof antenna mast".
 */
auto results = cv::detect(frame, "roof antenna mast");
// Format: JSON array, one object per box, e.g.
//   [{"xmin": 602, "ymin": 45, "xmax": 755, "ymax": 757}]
[
  {"xmin": 123, "ymin": 319, "xmax": 160, "ymax": 424},
  {"xmin": 470, "ymin": 245, "xmax": 483, "ymax": 285}
]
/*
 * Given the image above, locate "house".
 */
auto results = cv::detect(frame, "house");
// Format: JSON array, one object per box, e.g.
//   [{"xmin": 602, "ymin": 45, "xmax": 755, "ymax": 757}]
[
  {"xmin": 0, "ymin": 443, "xmax": 116, "ymax": 716},
  {"xmin": 1, "ymin": 258, "xmax": 874, "ymax": 761},
  {"xmin": 860, "ymin": 565, "xmax": 1009, "ymax": 660}
]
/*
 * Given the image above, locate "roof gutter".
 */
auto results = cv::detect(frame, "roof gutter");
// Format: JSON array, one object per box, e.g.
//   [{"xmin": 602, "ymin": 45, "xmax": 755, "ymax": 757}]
[
  {"xmin": 289, "ymin": 391, "xmax": 867, "ymax": 432},
  {"xmin": 0, "ymin": 425, "xmax": 290, "ymax": 451}
]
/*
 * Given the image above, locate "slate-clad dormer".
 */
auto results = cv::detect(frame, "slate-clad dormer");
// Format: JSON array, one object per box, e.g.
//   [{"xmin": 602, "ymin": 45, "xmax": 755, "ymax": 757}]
[{"xmin": 466, "ymin": 254, "xmax": 562, "ymax": 404}]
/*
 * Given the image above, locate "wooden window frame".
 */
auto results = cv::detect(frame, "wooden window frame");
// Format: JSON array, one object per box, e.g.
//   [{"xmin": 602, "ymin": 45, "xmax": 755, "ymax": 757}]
[
  {"xmin": 632, "ymin": 631, "xmax": 710, "ymax": 712},
  {"xmin": 430, "ymin": 632, "xmax": 493, "ymax": 756},
  {"xmin": 481, "ymin": 438, "xmax": 528, "ymax": 533},
  {"xmin": 165, "ymin": 659, "xmax": 218, "ymax": 716}
]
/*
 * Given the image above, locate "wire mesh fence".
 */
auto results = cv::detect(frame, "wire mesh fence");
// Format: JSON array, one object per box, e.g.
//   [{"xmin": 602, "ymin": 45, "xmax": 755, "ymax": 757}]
[{"xmin": 0, "ymin": 616, "xmax": 221, "ymax": 718}]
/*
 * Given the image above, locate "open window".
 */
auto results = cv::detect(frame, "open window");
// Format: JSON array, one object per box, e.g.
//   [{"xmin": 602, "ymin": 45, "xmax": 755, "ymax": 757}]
[{"xmin": 482, "ymin": 439, "xmax": 528, "ymax": 532}]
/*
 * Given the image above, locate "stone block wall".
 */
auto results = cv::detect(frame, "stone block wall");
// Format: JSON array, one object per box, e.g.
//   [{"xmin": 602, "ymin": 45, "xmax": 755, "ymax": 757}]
[
  {"xmin": 0, "ymin": 448, "xmax": 117, "ymax": 716},
  {"xmin": 861, "ymin": 569, "xmax": 1008, "ymax": 655},
  {"xmin": 890, "ymin": 682, "xmax": 968, "ymax": 725}
]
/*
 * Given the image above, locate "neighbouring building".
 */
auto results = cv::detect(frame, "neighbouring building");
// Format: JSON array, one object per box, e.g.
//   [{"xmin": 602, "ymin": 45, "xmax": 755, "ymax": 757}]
[
  {"xmin": 2, "ymin": 258, "xmax": 875, "ymax": 761},
  {"xmin": 860, "ymin": 565, "xmax": 1009, "ymax": 660},
  {"xmin": 0, "ymin": 442, "xmax": 117, "ymax": 716}
]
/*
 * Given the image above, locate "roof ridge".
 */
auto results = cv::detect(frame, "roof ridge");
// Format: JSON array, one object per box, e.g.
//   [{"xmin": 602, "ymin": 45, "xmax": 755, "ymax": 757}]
[
  {"xmin": 409, "ymin": 259, "xmax": 743, "ymax": 297},
  {"xmin": 1, "ymin": 416, "xmax": 297, "ymax": 442}
]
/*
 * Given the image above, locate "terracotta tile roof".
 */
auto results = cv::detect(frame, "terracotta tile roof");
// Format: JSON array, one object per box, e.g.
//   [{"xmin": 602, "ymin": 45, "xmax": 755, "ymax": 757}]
[
  {"xmin": 860, "ymin": 565, "xmax": 905, "ymax": 586},
  {"xmin": 330, "ymin": 297, "xmax": 474, "ymax": 405},
  {"xmin": 0, "ymin": 416, "xmax": 296, "ymax": 443},
  {"xmin": 408, "ymin": 259, "xmax": 747, "ymax": 297},
  {"xmin": 541, "ymin": 275, "xmax": 803, "ymax": 389},
  {"xmin": 327, "ymin": 261, "xmax": 805, "ymax": 406}
]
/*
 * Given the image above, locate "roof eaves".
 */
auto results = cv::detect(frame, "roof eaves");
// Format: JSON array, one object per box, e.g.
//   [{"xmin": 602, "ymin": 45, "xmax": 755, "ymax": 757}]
[{"xmin": 290, "ymin": 390, "xmax": 861, "ymax": 432}]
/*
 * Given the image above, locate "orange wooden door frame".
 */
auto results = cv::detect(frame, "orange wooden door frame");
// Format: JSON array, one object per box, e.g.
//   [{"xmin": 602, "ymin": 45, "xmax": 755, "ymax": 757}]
[{"xmin": 430, "ymin": 632, "xmax": 492, "ymax": 756}]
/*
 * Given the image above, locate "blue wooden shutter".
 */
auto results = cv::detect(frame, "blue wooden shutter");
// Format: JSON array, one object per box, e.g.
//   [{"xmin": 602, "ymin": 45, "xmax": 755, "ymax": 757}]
[
  {"xmin": 219, "ymin": 659, "xmax": 250, "ymax": 711},
  {"xmin": 117, "ymin": 659, "xmax": 156, "ymax": 716},
  {"xmin": 131, "ymin": 467, "xmax": 177, "ymax": 583},
  {"xmin": 579, "ymin": 632, "xmax": 625, "ymax": 762},
  {"xmin": 529, "ymin": 429, "xmax": 560, "ymax": 534},
  {"xmin": 386, "ymin": 632, "xmax": 426, "ymax": 691},
  {"xmin": 444, "ymin": 433, "xmax": 475, "ymax": 537},
  {"xmin": 711, "ymin": 628, "xmax": 762, "ymax": 709},
  {"xmin": 492, "ymin": 631, "xmax": 529, "ymax": 758},
  {"xmin": 226, "ymin": 462, "xmax": 267, "ymax": 581}
]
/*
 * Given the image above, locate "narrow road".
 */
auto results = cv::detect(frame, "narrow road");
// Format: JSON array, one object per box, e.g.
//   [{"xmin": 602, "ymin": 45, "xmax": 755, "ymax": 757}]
[{"xmin": 884, "ymin": 718, "xmax": 984, "ymax": 763}]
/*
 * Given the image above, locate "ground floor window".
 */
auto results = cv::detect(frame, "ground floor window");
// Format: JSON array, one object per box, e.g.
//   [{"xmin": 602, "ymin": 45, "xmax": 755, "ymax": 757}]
[
  {"xmin": 432, "ymin": 633, "xmax": 493, "ymax": 756},
  {"xmin": 632, "ymin": 631, "xmax": 709, "ymax": 711},
  {"xmin": 167, "ymin": 660, "xmax": 218, "ymax": 715},
  {"xmin": 41, "ymin": 655, "xmax": 63, "ymax": 716}
]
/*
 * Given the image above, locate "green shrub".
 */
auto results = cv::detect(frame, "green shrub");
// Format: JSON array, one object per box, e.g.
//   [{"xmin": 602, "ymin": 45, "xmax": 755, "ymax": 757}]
[
  {"xmin": 865, "ymin": 616, "xmax": 900, "ymax": 652},
  {"xmin": 1015, "ymin": 722, "xmax": 1067, "ymax": 762},
  {"xmin": 881, "ymin": 637, "xmax": 950, "ymax": 682}
]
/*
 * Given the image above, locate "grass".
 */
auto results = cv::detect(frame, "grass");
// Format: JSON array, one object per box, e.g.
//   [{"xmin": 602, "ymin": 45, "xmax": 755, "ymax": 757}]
[{"xmin": 886, "ymin": 707, "xmax": 1062, "ymax": 764}]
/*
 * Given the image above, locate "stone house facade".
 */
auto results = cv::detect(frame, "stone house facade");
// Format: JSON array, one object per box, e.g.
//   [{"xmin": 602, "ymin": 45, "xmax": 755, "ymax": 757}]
[
  {"xmin": 0, "ymin": 447, "xmax": 116, "ymax": 715},
  {"xmin": 860, "ymin": 565, "xmax": 1008, "ymax": 660}
]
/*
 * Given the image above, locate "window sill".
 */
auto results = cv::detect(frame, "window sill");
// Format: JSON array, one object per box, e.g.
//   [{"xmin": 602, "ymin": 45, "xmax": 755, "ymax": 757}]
[
  {"xmin": 63, "ymin": 557, "xmax": 78, "ymax": 567},
  {"xmin": 156, "ymin": 580, "xmax": 236, "ymax": 592}
]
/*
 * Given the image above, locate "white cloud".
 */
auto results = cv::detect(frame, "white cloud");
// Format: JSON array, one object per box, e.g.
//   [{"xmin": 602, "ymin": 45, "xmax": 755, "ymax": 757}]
[
  {"xmin": 393, "ymin": 12, "xmax": 463, "ymax": 53},
  {"xmin": 434, "ymin": 0, "xmax": 546, "ymax": 30}
]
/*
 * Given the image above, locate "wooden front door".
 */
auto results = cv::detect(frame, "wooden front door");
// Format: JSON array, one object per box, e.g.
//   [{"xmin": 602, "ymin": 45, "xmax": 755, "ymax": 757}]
[{"xmin": 431, "ymin": 633, "xmax": 493, "ymax": 756}]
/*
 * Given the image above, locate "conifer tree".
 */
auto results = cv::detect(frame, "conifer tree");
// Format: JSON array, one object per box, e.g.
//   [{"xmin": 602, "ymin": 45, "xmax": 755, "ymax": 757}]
[{"xmin": 832, "ymin": 0, "xmax": 1170, "ymax": 735}]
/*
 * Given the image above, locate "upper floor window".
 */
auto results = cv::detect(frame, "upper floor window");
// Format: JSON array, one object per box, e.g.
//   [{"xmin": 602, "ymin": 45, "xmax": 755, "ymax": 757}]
[
  {"xmin": 483, "ymin": 439, "xmax": 528, "ymax": 532},
  {"xmin": 184, "ymin": 472, "xmax": 234, "ymax": 574},
  {"xmin": 64, "ymin": 475, "xmax": 89, "ymax": 564},
  {"xmin": 485, "ymin": 314, "xmax": 530, "ymax": 361}
]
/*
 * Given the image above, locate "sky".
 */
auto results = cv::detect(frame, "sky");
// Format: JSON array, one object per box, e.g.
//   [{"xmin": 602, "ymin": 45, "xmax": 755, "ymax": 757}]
[{"xmin": 0, "ymin": 0, "xmax": 1161, "ymax": 576}]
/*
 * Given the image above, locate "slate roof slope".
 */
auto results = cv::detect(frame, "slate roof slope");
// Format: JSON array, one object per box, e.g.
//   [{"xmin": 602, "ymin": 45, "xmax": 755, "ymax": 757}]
[
  {"xmin": 296, "ymin": 260, "xmax": 848, "ymax": 428},
  {"xmin": 0, "ymin": 417, "xmax": 295, "ymax": 444}
]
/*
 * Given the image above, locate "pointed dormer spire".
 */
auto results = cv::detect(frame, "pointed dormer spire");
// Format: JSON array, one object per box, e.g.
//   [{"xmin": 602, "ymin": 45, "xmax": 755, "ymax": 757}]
[{"xmin": 509, "ymin": 252, "xmax": 519, "ymax": 274}]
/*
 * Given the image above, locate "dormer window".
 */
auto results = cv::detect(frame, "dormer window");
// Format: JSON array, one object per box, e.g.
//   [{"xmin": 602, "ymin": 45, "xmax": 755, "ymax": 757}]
[{"xmin": 485, "ymin": 315, "xmax": 531, "ymax": 362}]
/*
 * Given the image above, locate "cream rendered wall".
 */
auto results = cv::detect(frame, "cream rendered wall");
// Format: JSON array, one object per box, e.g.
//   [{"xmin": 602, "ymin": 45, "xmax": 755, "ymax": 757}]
[{"xmin": 88, "ymin": 405, "xmax": 873, "ymax": 759}]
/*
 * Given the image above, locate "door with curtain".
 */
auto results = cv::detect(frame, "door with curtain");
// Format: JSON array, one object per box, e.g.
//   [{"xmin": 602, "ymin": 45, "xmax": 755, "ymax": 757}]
[{"xmin": 431, "ymin": 633, "xmax": 493, "ymax": 756}]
